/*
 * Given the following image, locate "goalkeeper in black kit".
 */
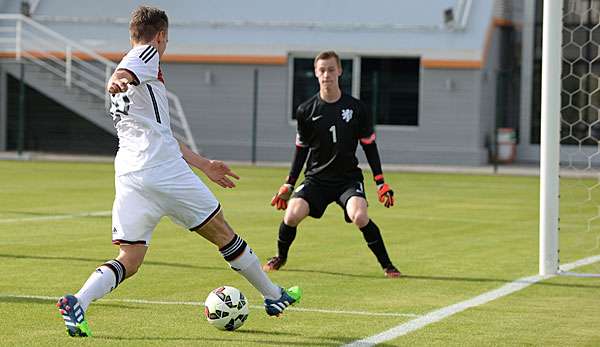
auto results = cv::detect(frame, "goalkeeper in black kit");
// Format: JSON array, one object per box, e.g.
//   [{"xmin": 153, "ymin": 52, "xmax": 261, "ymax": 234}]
[{"xmin": 263, "ymin": 51, "xmax": 401, "ymax": 278}]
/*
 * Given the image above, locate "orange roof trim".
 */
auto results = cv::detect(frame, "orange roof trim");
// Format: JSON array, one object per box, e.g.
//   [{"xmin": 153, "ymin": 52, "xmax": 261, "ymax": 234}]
[
  {"xmin": 3, "ymin": 51, "xmax": 484, "ymax": 70},
  {"xmin": 160, "ymin": 54, "xmax": 288, "ymax": 65},
  {"xmin": 100, "ymin": 52, "xmax": 288, "ymax": 65},
  {"xmin": 422, "ymin": 59, "xmax": 482, "ymax": 69},
  {"xmin": 493, "ymin": 18, "xmax": 514, "ymax": 27},
  {"xmin": 0, "ymin": 51, "xmax": 288, "ymax": 65}
]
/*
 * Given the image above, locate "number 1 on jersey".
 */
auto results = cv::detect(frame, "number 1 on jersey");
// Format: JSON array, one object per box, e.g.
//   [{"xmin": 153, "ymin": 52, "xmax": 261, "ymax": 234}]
[{"xmin": 329, "ymin": 125, "xmax": 337, "ymax": 143}]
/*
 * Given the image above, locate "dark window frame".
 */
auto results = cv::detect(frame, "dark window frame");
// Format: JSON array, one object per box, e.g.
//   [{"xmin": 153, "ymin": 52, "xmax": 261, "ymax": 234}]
[
  {"xmin": 289, "ymin": 54, "xmax": 421, "ymax": 127},
  {"xmin": 359, "ymin": 56, "xmax": 421, "ymax": 126}
]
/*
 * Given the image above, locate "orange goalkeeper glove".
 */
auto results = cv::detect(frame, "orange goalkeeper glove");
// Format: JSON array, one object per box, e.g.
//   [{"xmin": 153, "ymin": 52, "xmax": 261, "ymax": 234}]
[
  {"xmin": 270, "ymin": 183, "xmax": 294, "ymax": 210},
  {"xmin": 377, "ymin": 183, "xmax": 395, "ymax": 208}
]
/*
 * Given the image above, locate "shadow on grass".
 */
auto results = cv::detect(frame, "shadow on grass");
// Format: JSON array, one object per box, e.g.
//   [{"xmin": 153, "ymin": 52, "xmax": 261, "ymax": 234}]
[
  {"xmin": 3, "ymin": 253, "xmax": 598, "ymax": 290},
  {"xmin": 284, "ymin": 268, "xmax": 382, "ymax": 279},
  {"xmin": 284, "ymin": 268, "xmax": 600, "ymax": 289},
  {"xmin": 0, "ymin": 253, "xmax": 225, "ymax": 271}
]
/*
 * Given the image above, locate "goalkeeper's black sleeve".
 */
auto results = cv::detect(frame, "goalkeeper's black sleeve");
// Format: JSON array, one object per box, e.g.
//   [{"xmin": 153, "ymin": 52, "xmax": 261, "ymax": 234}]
[
  {"xmin": 361, "ymin": 141, "xmax": 384, "ymax": 183},
  {"xmin": 286, "ymin": 146, "xmax": 309, "ymax": 185}
]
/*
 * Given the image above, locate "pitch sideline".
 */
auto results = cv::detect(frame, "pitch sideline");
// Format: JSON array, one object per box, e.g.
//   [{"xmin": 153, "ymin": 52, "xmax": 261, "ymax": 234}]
[{"xmin": 343, "ymin": 254, "xmax": 600, "ymax": 347}]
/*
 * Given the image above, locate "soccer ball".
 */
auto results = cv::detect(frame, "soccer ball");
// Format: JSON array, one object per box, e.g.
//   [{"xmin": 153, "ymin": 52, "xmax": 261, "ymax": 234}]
[{"xmin": 204, "ymin": 286, "xmax": 249, "ymax": 331}]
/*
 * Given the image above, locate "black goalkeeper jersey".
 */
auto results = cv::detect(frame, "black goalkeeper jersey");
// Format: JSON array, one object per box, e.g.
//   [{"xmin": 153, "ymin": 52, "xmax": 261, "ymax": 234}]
[{"xmin": 295, "ymin": 93, "xmax": 375, "ymax": 183}]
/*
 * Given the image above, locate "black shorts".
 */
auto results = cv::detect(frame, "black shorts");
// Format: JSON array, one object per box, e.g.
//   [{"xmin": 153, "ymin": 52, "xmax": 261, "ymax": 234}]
[{"xmin": 292, "ymin": 177, "xmax": 367, "ymax": 223}]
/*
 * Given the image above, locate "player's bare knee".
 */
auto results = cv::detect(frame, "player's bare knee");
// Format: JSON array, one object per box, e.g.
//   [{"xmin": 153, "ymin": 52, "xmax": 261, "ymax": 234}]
[
  {"xmin": 284, "ymin": 207, "xmax": 306, "ymax": 226},
  {"xmin": 283, "ymin": 212, "xmax": 300, "ymax": 227},
  {"xmin": 284, "ymin": 199, "xmax": 309, "ymax": 226},
  {"xmin": 352, "ymin": 212, "xmax": 369, "ymax": 228}
]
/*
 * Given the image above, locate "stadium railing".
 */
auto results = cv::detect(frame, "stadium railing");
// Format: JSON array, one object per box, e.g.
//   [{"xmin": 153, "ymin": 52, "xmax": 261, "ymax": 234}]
[{"xmin": 0, "ymin": 14, "xmax": 198, "ymax": 153}]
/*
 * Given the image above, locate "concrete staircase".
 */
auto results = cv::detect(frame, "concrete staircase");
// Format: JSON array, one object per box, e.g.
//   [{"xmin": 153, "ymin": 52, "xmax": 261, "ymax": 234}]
[
  {"xmin": 0, "ymin": 14, "xmax": 197, "ymax": 151},
  {"xmin": 3, "ymin": 61, "xmax": 115, "ymax": 134}
]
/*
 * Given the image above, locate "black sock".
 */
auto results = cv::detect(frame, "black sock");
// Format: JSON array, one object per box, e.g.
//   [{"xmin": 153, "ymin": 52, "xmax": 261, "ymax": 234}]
[
  {"xmin": 277, "ymin": 222, "xmax": 297, "ymax": 259},
  {"xmin": 360, "ymin": 220, "xmax": 393, "ymax": 269}
]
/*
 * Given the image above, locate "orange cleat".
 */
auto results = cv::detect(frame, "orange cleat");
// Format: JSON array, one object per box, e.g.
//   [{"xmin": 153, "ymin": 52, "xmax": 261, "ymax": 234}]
[
  {"xmin": 384, "ymin": 265, "xmax": 402, "ymax": 278},
  {"xmin": 262, "ymin": 256, "xmax": 287, "ymax": 272}
]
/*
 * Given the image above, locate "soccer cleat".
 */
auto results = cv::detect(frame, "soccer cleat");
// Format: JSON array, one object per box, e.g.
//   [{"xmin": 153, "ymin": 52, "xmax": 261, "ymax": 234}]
[
  {"xmin": 262, "ymin": 256, "xmax": 287, "ymax": 272},
  {"xmin": 57, "ymin": 295, "xmax": 91, "ymax": 337},
  {"xmin": 264, "ymin": 286, "xmax": 302, "ymax": 316},
  {"xmin": 384, "ymin": 265, "xmax": 402, "ymax": 278}
]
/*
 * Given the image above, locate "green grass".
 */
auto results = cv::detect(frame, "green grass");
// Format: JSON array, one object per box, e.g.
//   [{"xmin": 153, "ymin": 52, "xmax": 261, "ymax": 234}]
[{"xmin": 0, "ymin": 160, "xmax": 599, "ymax": 346}]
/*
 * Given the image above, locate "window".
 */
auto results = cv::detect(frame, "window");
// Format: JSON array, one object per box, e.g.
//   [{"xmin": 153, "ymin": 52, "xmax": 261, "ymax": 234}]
[
  {"xmin": 360, "ymin": 58, "xmax": 420, "ymax": 126},
  {"xmin": 291, "ymin": 58, "xmax": 352, "ymax": 118}
]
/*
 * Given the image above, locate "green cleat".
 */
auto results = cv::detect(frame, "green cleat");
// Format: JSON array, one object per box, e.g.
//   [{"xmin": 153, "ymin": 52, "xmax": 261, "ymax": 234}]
[
  {"xmin": 67, "ymin": 320, "xmax": 92, "ymax": 337},
  {"xmin": 57, "ymin": 295, "xmax": 92, "ymax": 337},
  {"xmin": 286, "ymin": 286, "xmax": 302, "ymax": 303},
  {"xmin": 264, "ymin": 286, "xmax": 302, "ymax": 316}
]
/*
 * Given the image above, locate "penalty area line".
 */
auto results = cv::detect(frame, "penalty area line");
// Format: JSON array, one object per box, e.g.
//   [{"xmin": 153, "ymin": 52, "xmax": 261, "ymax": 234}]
[
  {"xmin": 0, "ymin": 211, "xmax": 111, "ymax": 224},
  {"xmin": 0, "ymin": 294, "xmax": 419, "ymax": 318},
  {"xmin": 344, "ymin": 254, "xmax": 600, "ymax": 347}
]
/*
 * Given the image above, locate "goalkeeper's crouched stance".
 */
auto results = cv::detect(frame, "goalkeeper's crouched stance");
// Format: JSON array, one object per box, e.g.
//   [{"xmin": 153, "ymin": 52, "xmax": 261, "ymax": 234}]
[{"xmin": 263, "ymin": 50, "xmax": 401, "ymax": 278}]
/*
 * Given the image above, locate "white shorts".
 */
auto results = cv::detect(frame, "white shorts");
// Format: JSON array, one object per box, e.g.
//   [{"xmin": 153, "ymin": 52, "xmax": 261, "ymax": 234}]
[{"xmin": 111, "ymin": 158, "xmax": 221, "ymax": 246}]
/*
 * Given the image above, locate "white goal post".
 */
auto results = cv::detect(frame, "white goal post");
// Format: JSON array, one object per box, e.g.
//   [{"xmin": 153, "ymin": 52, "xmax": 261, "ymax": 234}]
[
  {"xmin": 540, "ymin": 0, "xmax": 600, "ymax": 276},
  {"xmin": 539, "ymin": 0, "xmax": 561, "ymax": 275}
]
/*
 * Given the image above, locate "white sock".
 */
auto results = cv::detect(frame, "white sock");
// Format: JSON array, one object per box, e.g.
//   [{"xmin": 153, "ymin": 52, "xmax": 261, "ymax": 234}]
[
  {"xmin": 221, "ymin": 235, "xmax": 281, "ymax": 300},
  {"xmin": 75, "ymin": 259, "xmax": 126, "ymax": 311}
]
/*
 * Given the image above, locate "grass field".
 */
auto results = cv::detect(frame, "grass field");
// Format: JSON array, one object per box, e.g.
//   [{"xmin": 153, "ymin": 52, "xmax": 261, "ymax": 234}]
[{"xmin": 1, "ymin": 160, "xmax": 599, "ymax": 346}]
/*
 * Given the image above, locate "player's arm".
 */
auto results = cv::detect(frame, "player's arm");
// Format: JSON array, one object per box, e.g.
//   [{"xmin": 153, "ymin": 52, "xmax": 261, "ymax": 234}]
[
  {"xmin": 288, "ymin": 145, "xmax": 309, "ymax": 186},
  {"xmin": 107, "ymin": 69, "xmax": 136, "ymax": 94},
  {"xmin": 360, "ymin": 136, "xmax": 394, "ymax": 208},
  {"xmin": 271, "ymin": 144, "xmax": 309, "ymax": 210},
  {"xmin": 271, "ymin": 109, "xmax": 309, "ymax": 210},
  {"xmin": 357, "ymin": 101, "xmax": 394, "ymax": 207},
  {"xmin": 178, "ymin": 141, "xmax": 240, "ymax": 188}
]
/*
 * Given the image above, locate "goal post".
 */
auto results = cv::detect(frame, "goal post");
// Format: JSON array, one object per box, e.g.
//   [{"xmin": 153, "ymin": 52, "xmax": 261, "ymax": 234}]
[
  {"xmin": 541, "ymin": 0, "xmax": 600, "ymax": 276},
  {"xmin": 539, "ymin": 0, "xmax": 562, "ymax": 275}
]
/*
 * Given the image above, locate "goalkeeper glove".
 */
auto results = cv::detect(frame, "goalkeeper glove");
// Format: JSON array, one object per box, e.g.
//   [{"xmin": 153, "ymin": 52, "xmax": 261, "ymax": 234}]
[
  {"xmin": 271, "ymin": 183, "xmax": 294, "ymax": 210},
  {"xmin": 377, "ymin": 183, "xmax": 395, "ymax": 208}
]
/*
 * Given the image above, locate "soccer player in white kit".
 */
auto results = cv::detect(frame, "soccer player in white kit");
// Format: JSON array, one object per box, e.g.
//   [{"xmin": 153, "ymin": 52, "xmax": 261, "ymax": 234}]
[{"xmin": 56, "ymin": 6, "xmax": 301, "ymax": 337}]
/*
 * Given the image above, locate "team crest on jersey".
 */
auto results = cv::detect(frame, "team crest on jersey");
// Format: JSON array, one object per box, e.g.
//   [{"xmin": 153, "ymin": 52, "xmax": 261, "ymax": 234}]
[{"xmin": 341, "ymin": 109, "xmax": 353, "ymax": 122}]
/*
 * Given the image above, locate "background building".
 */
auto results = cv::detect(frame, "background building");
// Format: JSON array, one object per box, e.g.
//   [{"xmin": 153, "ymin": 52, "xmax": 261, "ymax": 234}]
[{"xmin": 0, "ymin": 1, "xmax": 547, "ymax": 165}]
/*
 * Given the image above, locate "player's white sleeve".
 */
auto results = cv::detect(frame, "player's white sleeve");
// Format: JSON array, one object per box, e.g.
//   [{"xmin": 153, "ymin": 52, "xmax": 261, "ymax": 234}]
[{"xmin": 116, "ymin": 45, "xmax": 159, "ymax": 85}]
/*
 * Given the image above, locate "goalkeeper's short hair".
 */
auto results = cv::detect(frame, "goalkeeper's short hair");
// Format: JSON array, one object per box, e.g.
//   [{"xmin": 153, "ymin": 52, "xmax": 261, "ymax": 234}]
[{"xmin": 314, "ymin": 51, "xmax": 341, "ymax": 69}]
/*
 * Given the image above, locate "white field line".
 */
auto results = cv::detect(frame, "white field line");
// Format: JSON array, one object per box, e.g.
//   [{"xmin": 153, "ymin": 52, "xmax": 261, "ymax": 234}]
[
  {"xmin": 0, "ymin": 294, "xmax": 419, "ymax": 318},
  {"xmin": 0, "ymin": 211, "xmax": 111, "ymax": 224},
  {"xmin": 344, "ymin": 254, "xmax": 600, "ymax": 347},
  {"xmin": 558, "ymin": 271, "xmax": 600, "ymax": 278}
]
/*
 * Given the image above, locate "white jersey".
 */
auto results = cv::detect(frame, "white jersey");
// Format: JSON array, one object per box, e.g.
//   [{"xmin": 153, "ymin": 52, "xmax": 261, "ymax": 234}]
[{"xmin": 110, "ymin": 44, "xmax": 182, "ymax": 176}]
